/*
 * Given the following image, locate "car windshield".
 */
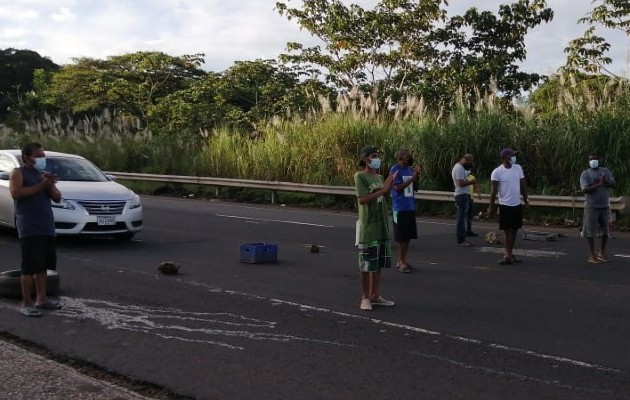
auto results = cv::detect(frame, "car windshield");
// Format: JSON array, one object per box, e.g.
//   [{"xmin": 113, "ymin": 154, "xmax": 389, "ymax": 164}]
[{"xmin": 46, "ymin": 157, "xmax": 109, "ymax": 182}]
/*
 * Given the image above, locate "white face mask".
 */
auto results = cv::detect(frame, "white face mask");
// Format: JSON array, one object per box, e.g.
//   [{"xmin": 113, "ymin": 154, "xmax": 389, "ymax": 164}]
[
  {"xmin": 509, "ymin": 156, "xmax": 517, "ymax": 165},
  {"xmin": 34, "ymin": 157, "xmax": 47, "ymax": 171},
  {"xmin": 368, "ymin": 158, "xmax": 382, "ymax": 170},
  {"xmin": 589, "ymin": 159, "xmax": 599, "ymax": 169}
]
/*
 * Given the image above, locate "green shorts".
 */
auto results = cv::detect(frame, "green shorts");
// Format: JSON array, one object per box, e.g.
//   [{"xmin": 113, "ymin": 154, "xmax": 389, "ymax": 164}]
[{"xmin": 358, "ymin": 240, "xmax": 391, "ymax": 272}]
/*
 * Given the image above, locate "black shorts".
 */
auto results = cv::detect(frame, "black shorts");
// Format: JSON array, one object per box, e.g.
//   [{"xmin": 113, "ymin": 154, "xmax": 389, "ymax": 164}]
[
  {"xmin": 499, "ymin": 205, "xmax": 523, "ymax": 231},
  {"xmin": 393, "ymin": 210, "xmax": 418, "ymax": 242},
  {"xmin": 21, "ymin": 235, "xmax": 56, "ymax": 275}
]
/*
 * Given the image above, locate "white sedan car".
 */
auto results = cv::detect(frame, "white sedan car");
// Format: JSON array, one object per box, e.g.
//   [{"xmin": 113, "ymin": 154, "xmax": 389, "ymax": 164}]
[{"xmin": 0, "ymin": 149, "xmax": 142, "ymax": 239}]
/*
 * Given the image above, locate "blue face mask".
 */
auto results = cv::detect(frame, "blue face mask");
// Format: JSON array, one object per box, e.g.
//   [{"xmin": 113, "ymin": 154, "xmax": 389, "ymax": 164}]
[
  {"xmin": 589, "ymin": 159, "xmax": 599, "ymax": 169},
  {"xmin": 34, "ymin": 157, "xmax": 47, "ymax": 171},
  {"xmin": 509, "ymin": 156, "xmax": 517, "ymax": 165},
  {"xmin": 368, "ymin": 158, "xmax": 382, "ymax": 170}
]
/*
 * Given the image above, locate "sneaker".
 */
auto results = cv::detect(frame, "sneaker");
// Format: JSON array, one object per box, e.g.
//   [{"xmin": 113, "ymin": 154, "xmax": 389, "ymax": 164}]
[
  {"xmin": 371, "ymin": 296, "xmax": 395, "ymax": 307},
  {"xmin": 587, "ymin": 256, "xmax": 603, "ymax": 265},
  {"xmin": 360, "ymin": 298, "xmax": 373, "ymax": 311}
]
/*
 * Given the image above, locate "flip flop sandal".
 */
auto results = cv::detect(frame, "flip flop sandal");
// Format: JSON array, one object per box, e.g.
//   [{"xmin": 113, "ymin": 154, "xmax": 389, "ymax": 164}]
[
  {"xmin": 20, "ymin": 307, "xmax": 42, "ymax": 317},
  {"xmin": 397, "ymin": 265, "xmax": 412, "ymax": 273},
  {"xmin": 35, "ymin": 300, "xmax": 62, "ymax": 310},
  {"xmin": 498, "ymin": 258, "xmax": 513, "ymax": 265}
]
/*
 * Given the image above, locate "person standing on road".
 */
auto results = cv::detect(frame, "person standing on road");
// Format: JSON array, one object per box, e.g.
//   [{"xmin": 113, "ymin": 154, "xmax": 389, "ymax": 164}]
[
  {"xmin": 580, "ymin": 154, "xmax": 616, "ymax": 264},
  {"xmin": 389, "ymin": 149, "xmax": 420, "ymax": 273},
  {"xmin": 464, "ymin": 161, "xmax": 481, "ymax": 237},
  {"xmin": 452, "ymin": 154, "xmax": 477, "ymax": 246},
  {"xmin": 487, "ymin": 148, "xmax": 529, "ymax": 265},
  {"xmin": 9, "ymin": 142, "xmax": 62, "ymax": 317},
  {"xmin": 355, "ymin": 146, "xmax": 398, "ymax": 311}
]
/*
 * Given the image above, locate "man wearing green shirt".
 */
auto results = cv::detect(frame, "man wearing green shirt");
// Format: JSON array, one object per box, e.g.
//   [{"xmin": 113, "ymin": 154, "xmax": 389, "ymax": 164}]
[{"xmin": 355, "ymin": 146, "xmax": 398, "ymax": 311}]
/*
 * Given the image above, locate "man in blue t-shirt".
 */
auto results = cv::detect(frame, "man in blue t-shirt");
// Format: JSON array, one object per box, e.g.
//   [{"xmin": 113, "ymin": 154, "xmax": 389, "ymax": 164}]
[{"xmin": 389, "ymin": 149, "xmax": 420, "ymax": 273}]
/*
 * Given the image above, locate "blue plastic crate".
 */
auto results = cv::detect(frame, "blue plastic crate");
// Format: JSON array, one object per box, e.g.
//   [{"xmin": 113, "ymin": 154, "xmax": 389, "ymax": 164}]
[{"xmin": 240, "ymin": 243, "xmax": 278, "ymax": 264}]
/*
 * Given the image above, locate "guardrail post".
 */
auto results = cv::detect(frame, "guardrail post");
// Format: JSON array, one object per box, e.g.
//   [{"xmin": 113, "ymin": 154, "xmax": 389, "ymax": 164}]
[{"xmin": 271, "ymin": 190, "xmax": 277, "ymax": 205}]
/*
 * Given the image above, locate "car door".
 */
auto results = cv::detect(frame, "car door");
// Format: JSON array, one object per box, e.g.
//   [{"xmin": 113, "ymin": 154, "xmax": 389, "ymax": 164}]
[{"xmin": 0, "ymin": 153, "xmax": 19, "ymax": 227}]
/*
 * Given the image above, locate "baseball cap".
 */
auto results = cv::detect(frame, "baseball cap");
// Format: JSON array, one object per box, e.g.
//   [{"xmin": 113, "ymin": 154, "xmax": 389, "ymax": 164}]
[
  {"xmin": 500, "ymin": 148, "xmax": 518, "ymax": 158},
  {"xmin": 359, "ymin": 146, "xmax": 382, "ymax": 166},
  {"xmin": 359, "ymin": 146, "xmax": 381, "ymax": 159}
]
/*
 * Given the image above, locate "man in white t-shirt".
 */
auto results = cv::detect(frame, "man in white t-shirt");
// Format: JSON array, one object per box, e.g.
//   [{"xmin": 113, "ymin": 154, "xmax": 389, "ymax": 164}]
[{"xmin": 487, "ymin": 148, "xmax": 529, "ymax": 265}]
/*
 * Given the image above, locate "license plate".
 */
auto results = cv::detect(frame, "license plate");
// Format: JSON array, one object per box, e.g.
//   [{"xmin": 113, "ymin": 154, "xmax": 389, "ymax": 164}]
[{"xmin": 97, "ymin": 216, "xmax": 116, "ymax": 226}]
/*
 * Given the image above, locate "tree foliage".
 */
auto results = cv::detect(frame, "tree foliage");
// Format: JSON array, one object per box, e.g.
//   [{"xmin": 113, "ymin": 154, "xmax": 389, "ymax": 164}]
[
  {"xmin": 150, "ymin": 59, "xmax": 321, "ymax": 134},
  {"xmin": 38, "ymin": 52, "xmax": 206, "ymax": 126},
  {"xmin": 275, "ymin": 0, "xmax": 553, "ymax": 106},
  {"xmin": 562, "ymin": 0, "xmax": 630, "ymax": 77},
  {"xmin": 0, "ymin": 48, "xmax": 59, "ymax": 118}
]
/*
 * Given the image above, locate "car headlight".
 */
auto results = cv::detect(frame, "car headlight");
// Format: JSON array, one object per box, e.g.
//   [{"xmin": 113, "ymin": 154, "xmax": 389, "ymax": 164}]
[
  {"xmin": 128, "ymin": 193, "xmax": 142, "ymax": 209},
  {"xmin": 52, "ymin": 199, "xmax": 75, "ymax": 210}
]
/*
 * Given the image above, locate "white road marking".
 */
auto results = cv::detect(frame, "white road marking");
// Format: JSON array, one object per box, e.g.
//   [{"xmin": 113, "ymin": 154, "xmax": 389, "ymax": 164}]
[
  {"xmin": 414, "ymin": 352, "xmax": 614, "ymax": 395},
  {"xmin": 180, "ymin": 279, "xmax": 620, "ymax": 373},
  {"xmin": 32, "ymin": 297, "xmax": 354, "ymax": 351},
  {"xmin": 477, "ymin": 247, "xmax": 568, "ymax": 258},
  {"xmin": 614, "ymin": 254, "xmax": 630, "ymax": 258},
  {"xmin": 216, "ymin": 214, "xmax": 334, "ymax": 228}
]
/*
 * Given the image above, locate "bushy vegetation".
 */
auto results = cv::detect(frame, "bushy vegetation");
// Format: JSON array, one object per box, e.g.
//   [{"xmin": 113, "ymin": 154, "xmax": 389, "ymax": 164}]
[{"xmin": 1, "ymin": 85, "xmax": 628, "ymax": 197}]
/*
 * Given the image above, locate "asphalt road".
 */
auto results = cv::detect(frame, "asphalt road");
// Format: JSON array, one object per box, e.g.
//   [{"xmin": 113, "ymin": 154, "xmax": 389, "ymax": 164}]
[{"xmin": 1, "ymin": 195, "xmax": 629, "ymax": 400}]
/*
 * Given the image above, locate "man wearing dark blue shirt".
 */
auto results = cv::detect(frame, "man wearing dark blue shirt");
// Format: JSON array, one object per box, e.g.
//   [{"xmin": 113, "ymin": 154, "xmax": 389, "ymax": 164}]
[
  {"xmin": 389, "ymin": 149, "xmax": 420, "ymax": 273},
  {"xmin": 10, "ymin": 142, "xmax": 62, "ymax": 317}
]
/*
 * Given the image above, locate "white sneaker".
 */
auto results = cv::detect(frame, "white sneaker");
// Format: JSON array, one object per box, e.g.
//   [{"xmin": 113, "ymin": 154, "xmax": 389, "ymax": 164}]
[
  {"xmin": 371, "ymin": 296, "xmax": 395, "ymax": 307},
  {"xmin": 360, "ymin": 298, "xmax": 373, "ymax": 311}
]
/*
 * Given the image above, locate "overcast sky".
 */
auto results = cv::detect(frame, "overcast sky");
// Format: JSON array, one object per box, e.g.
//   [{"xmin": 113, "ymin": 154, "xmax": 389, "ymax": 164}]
[{"xmin": 0, "ymin": 0, "xmax": 628, "ymax": 77}]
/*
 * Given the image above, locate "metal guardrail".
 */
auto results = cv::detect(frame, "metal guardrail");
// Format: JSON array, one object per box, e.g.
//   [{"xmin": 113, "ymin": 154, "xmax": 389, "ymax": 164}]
[{"xmin": 106, "ymin": 172, "xmax": 629, "ymax": 214}]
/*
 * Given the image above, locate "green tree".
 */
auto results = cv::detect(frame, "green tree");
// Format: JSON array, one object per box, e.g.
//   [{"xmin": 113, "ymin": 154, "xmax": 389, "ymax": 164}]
[
  {"xmin": 275, "ymin": 0, "xmax": 553, "ymax": 107},
  {"xmin": 562, "ymin": 0, "xmax": 630, "ymax": 77},
  {"xmin": 101, "ymin": 52, "xmax": 206, "ymax": 126},
  {"xmin": 148, "ymin": 72, "xmax": 226, "ymax": 135},
  {"xmin": 38, "ymin": 52, "xmax": 206, "ymax": 127},
  {"xmin": 39, "ymin": 58, "xmax": 110, "ymax": 115},
  {"xmin": 150, "ymin": 59, "xmax": 323, "ymax": 135},
  {"xmin": 275, "ymin": 0, "xmax": 447, "ymax": 97},
  {"xmin": 0, "ymin": 48, "xmax": 59, "ymax": 119},
  {"xmin": 218, "ymin": 60, "xmax": 312, "ymax": 128},
  {"xmin": 428, "ymin": 1, "xmax": 553, "ymax": 100}
]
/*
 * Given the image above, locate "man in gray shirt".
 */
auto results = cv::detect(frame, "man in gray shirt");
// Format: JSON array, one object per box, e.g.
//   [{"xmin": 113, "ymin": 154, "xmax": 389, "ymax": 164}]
[
  {"xmin": 452, "ymin": 154, "xmax": 476, "ymax": 246},
  {"xmin": 580, "ymin": 154, "xmax": 616, "ymax": 264}
]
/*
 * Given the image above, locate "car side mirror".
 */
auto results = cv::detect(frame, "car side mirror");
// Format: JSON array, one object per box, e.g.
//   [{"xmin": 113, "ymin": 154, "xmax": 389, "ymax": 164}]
[
  {"xmin": 106, "ymin": 174, "xmax": 116, "ymax": 181},
  {"xmin": 0, "ymin": 171, "xmax": 9, "ymax": 180}
]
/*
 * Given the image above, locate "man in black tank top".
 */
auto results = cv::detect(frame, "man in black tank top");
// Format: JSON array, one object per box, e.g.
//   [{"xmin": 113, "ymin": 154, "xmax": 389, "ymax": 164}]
[{"xmin": 9, "ymin": 143, "xmax": 62, "ymax": 317}]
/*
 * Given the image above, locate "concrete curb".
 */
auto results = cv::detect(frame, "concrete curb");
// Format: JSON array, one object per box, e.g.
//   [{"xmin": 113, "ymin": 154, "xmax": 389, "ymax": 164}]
[{"xmin": 0, "ymin": 340, "xmax": 155, "ymax": 400}]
